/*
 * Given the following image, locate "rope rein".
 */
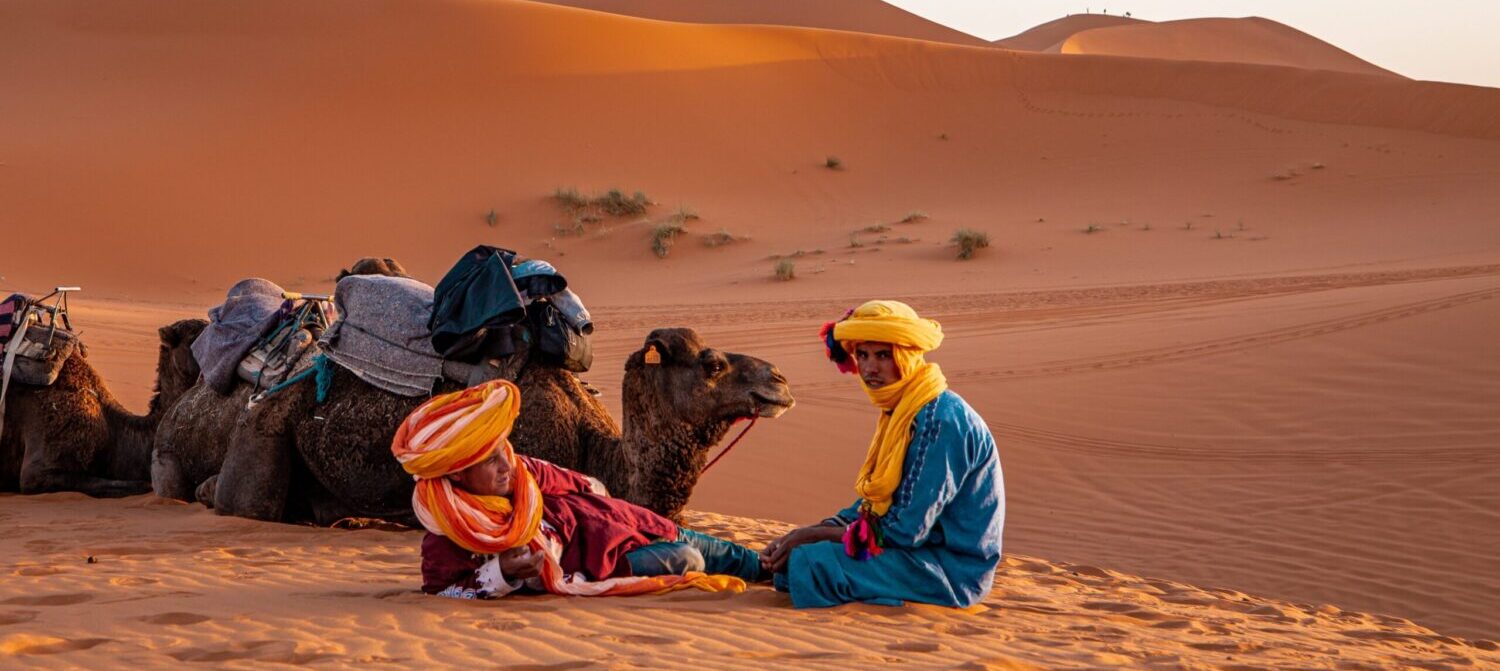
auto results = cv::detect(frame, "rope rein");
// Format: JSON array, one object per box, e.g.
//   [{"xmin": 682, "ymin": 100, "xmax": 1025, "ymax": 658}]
[{"xmin": 702, "ymin": 415, "xmax": 758, "ymax": 474}]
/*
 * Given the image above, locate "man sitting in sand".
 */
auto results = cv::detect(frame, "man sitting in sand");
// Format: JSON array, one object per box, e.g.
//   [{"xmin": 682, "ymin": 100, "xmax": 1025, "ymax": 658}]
[
  {"xmin": 762, "ymin": 300, "xmax": 1004, "ymax": 608},
  {"xmin": 391, "ymin": 380, "xmax": 767, "ymax": 598}
]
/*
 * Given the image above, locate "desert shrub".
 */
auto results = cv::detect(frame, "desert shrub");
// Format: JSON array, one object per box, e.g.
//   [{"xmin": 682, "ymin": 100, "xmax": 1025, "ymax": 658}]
[
  {"xmin": 702, "ymin": 229, "xmax": 741, "ymax": 247},
  {"xmin": 950, "ymin": 228, "xmax": 990, "ymax": 260},
  {"xmin": 553, "ymin": 186, "xmax": 588, "ymax": 211},
  {"xmin": 825, "ymin": 155, "xmax": 842, "ymax": 170},
  {"xmin": 485, "ymin": 209, "xmax": 499, "ymax": 227},
  {"xmin": 774, "ymin": 259, "xmax": 796, "ymax": 281},
  {"xmin": 899, "ymin": 210, "xmax": 928, "ymax": 224},
  {"xmin": 651, "ymin": 223, "xmax": 686, "ymax": 258},
  {"xmin": 862, "ymin": 224, "xmax": 891, "ymax": 233},
  {"xmin": 598, "ymin": 189, "xmax": 650, "ymax": 217},
  {"xmin": 1084, "ymin": 224, "xmax": 1101, "ymax": 234}
]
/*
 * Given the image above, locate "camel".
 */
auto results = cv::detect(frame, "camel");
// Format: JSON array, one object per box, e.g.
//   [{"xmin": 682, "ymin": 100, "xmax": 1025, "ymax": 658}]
[
  {"xmin": 0, "ymin": 319, "xmax": 205, "ymax": 497},
  {"xmin": 210, "ymin": 327, "xmax": 794, "ymax": 525},
  {"xmin": 152, "ymin": 257, "xmax": 410, "ymax": 503}
]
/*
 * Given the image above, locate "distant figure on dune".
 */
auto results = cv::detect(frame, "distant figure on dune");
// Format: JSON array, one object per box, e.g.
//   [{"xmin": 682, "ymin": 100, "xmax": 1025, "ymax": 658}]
[
  {"xmin": 763, "ymin": 301, "xmax": 1005, "ymax": 608},
  {"xmin": 393, "ymin": 380, "xmax": 768, "ymax": 599}
]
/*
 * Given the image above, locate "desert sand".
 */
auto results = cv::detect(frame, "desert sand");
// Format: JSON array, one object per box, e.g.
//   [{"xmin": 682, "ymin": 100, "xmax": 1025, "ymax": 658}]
[
  {"xmin": 3, "ymin": 0, "xmax": 1500, "ymax": 666},
  {"xmin": 1057, "ymin": 17, "xmax": 1402, "ymax": 77},
  {"xmin": 538, "ymin": 0, "xmax": 990, "ymax": 46}
]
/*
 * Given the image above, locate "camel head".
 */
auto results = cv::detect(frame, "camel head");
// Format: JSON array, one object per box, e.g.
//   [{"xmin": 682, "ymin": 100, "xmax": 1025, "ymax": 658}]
[
  {"xmin": 337, "ymin": 257, "xmax": 410, "ymax": 281},
  {"xmin": 615, "ymin": 328, "xmax": 794, "ymax": 517},
  {"xmin": 625, "ymin": 328, "xmax": 795, "ymax": 427},
  {"xmin": 150, "ymin": 318, "xmax": 207, "ymax": 418}
]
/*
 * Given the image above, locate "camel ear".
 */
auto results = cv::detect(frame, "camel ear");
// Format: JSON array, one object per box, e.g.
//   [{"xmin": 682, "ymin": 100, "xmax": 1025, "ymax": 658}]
[
  {"xmin": 159, "ymin": 324, "xmax": 180, "ymax": 347},
  {"xmin": 336, "ymin": 268, "xmax": 352, "ymax": 281}
]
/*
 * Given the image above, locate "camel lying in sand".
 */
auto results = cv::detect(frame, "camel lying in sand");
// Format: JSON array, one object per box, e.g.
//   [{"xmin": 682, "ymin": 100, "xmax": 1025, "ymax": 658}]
[
  {"xmin": 152, "ymin": 257, "xmax": 410, "ymax": 503},
  {"xmin": 204, "ymin": 327, "xmax": 794, "ymax": 525},
  {"xmin": 1, "ymin": 319, "xmax": 205, "ymax": 497}
]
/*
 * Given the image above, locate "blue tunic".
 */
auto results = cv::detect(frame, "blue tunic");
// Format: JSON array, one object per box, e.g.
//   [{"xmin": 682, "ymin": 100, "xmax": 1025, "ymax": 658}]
[{"xmin": 783, "ymin": 390, "xmax": 1004, "ymax": 608}]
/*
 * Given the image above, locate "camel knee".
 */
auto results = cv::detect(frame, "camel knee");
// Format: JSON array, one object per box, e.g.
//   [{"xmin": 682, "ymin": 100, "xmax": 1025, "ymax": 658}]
[{"xmin": 150, "ymin": 453, "xmax": 192, "ymax": 501}]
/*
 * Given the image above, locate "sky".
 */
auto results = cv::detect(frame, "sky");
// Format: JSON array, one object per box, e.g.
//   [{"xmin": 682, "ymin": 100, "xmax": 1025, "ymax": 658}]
[{"xmin": 885, "ymin": 1, "xmax": 1500, "ymax": 88}]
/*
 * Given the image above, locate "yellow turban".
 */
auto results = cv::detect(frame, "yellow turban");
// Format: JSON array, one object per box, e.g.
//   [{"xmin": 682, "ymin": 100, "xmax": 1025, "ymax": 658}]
[
  {"xmin": 832, "ymin": 300, "xmax": 943, "ymax": 354},
  {"xmin": 830, "ymin": 300, "xmax": 948, "ymax": 517}
]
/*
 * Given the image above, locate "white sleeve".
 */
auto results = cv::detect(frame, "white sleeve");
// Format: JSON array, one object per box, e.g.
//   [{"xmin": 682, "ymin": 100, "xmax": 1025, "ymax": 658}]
[{"xmin": 475, "ymin": 555, "xmax": 527, "ymax": 598}]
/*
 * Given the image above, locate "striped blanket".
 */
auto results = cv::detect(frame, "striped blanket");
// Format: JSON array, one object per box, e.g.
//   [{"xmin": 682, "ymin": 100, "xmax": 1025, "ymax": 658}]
[{"xmin": 0, "ymin": 294, "xmax": 28, "ymax": 347}]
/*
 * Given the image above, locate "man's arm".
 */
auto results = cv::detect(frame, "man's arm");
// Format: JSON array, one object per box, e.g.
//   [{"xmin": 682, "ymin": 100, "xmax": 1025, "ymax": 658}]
[
  {"xmin": 821, "ymin": 499, "xmax": 862, "ymax": 527},
  {"xmin": 875, "ymin": 403, "xmax": 974, "ymax": 549}
]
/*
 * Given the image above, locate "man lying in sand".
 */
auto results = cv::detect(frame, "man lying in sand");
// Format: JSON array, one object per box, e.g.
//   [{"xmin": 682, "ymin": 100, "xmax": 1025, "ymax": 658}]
[
  {"xmin": 763, "ymin": 300, "xmax": 1004, "ymax": 608},
  {"xmin": 391, "ymin": 380, "xmax": 767, "ymax": 599}
]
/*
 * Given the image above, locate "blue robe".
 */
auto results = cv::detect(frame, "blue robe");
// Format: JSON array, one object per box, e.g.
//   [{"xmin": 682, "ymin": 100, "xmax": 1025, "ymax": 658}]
[{"xmin": 782, "ymin": 390, "xmax": 1004, "ymax": 608}]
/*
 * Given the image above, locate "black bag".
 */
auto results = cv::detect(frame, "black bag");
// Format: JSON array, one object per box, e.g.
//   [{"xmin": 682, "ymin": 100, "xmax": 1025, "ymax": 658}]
[{"xmin": 529, "ymin": 299, "xmax": 592, "ymax": 373}]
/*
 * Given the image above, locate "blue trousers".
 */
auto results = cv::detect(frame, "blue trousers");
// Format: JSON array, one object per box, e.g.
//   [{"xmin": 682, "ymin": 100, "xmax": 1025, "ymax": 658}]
[{"xmin": 624, "ymin": 528, "xmax": 765, "ymax": 582}]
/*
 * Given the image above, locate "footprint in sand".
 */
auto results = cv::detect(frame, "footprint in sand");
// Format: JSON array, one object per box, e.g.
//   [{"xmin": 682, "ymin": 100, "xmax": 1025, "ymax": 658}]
[
  {"xmin": 594, "ymin": 634, "xmax": 677, "ymax": 646},
  {"xmin": 472, "ymin": 619, "xmax": 528, "ymax": 632},
  {"xmin": 0, "ymin": 593, "xmax": 93, "ymax": 607},
  {"xmin": 138, "ymin": 612, "xmax": 212, "ymax": 626},
  {"xmin": 168, "ymin": 640, "xmax": 339, "ymax": 665},
  {"xmin": 496, "ymin": 663, "xmax": 594, "ymax": 671},
  {"xmin": 0, "ymin": 611, "xmax": 38, "ymax": 626},
  {"xmin": 109, "ymin": 576, "xmax": 160, "ymax": 587},
  {"xmin": 933, "ymin": 622, "xmax": 1004, "ymax": 638},
  {"xmin": 887, "ymin": 640, "xmax": 945, "ymax": 653},
  {"xmin": 13, "ymin": 566, "xmax": 64, "ymax": 577}
]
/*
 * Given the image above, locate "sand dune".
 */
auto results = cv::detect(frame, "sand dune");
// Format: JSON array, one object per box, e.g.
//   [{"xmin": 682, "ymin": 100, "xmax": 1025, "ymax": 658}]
[
  {"xmin": 1060, "ymin": 17, "xmax": 1401, "ymax": 77},
  {"xmin": 2, "ymin": 0, "xmax": 1497, "ymax": 304},
  {"xmin": 536, "ymin": 0, "xmax": 990, "ymax": 46},
  {"xmin": 4, "ymin": 0, "xmax": 1500, "ymax": 657},
  {"xmin": 2, "ymin": 494, "xmax": 1496, "ymax": 669},
  {"xmin": 994, "ymin": 13, "xmax": 1144, "ymax": 51}
]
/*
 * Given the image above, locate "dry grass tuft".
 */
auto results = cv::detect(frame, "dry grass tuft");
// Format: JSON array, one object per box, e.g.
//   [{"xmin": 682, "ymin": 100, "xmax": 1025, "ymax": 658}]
[{"xmin": 951, "ymin": 228, "xmax": 990, "ymax": 260}]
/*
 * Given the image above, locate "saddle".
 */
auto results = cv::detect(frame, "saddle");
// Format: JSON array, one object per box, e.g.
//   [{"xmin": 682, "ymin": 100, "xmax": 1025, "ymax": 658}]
[
  {"xmin": 1, "ymin": 288, "xmax": 81, "ymax": 388},
  {"xmin": 1, "ymin": 287, "xmax": 83, "ymax": 442},
  {"xmin": 236, "ymin": 293, "xmax": 334, "ymax": 391}
]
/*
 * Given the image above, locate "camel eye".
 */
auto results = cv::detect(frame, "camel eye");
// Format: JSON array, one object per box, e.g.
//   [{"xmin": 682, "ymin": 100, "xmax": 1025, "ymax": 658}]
[{"xmin": 704, "ymin": 360, "xmax": 726, "ymax": 377}]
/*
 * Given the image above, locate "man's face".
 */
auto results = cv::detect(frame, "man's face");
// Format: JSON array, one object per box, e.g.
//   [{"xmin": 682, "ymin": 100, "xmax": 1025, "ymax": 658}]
[
  {"xmin": 452, "ymin": 448, "xmax": 513, "ymax": 497},
  {"xmin": 854, "ymin": 342, "xmax": 901, "ymax": 389}
]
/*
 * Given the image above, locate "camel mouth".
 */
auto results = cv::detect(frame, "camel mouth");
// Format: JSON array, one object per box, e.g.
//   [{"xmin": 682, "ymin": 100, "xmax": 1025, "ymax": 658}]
[{"xmin": 750, "ymin": 390, "xmax": 795, "ymax": 418}]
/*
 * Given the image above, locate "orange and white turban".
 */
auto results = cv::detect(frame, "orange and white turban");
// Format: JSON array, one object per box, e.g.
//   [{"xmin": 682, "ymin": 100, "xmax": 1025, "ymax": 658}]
[{"xmin": 391, "ymin": 380, "xmax": 745, "ymax": 596}]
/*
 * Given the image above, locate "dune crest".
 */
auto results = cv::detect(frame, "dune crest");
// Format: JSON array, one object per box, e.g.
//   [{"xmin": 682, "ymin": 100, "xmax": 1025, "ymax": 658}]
[
  {"xmin": 536, "ymin": 0, "xmax": 991, "ymax": 46},
  {"xmin": 1060, "ymin": 16, "xmax": 1401, "ymax": 77},
  {"xmin": 994, "ymin": 13, "xmax": 1145, "ymax": 51}
]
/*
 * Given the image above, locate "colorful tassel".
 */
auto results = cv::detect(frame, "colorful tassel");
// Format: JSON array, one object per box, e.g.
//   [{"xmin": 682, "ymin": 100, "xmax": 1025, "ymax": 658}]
[{"xmin": 841, "ymin": 509, "xmax": 885, "ymax": 561}]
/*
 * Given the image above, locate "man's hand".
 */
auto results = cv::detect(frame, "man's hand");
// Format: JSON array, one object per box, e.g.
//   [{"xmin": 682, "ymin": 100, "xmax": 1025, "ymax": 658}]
[
  {"xmin": 497, "ymin": 546, "xmax": 542, "ymax": 580},
  {"xmin": 761, "ymin": 525, "xmax": 844, "ymax": 574},
  {"xmin": 584, "ymin": 476, "xmax": 609, "ymax": 497}
]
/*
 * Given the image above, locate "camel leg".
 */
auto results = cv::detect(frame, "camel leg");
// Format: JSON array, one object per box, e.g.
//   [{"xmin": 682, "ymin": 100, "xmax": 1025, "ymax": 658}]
[
  {"xmin": 150, "ymin": 448, "xmax": 195, "ymax": 501},
  {"xmin": 18, "ymin": 431, "xmax": 150, "ymax": 498},
  {"xmin": 194, "ymin": 475, "xmax": 219, "ymax": 508},
  {"xmin": 213, "ymin": 411, "xmax": 292, "ymax": 522}
]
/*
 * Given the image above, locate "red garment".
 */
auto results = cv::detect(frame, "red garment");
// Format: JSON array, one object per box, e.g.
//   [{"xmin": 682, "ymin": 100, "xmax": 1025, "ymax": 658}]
[{"xmin": 420, "ymin": 456, "xmax": 678, "ymax": 594}]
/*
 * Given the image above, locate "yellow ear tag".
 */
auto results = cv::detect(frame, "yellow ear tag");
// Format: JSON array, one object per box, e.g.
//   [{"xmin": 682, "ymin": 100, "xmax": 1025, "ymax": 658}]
[{"xmin": 644, "ymin": 345, "xmax": 662, "ymax": 365}]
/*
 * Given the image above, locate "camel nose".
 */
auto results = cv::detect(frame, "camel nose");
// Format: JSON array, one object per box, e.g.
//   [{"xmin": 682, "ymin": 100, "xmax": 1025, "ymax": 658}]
[{"xmin": 769, "ymin": 368, "xmax": 788, "ymax": 386}]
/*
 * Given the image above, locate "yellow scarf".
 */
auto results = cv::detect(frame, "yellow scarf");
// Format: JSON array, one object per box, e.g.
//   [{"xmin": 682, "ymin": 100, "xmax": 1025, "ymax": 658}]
[{"xmin": 833, "ymin": 300, "xmax": 948, "ymax": 517}]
